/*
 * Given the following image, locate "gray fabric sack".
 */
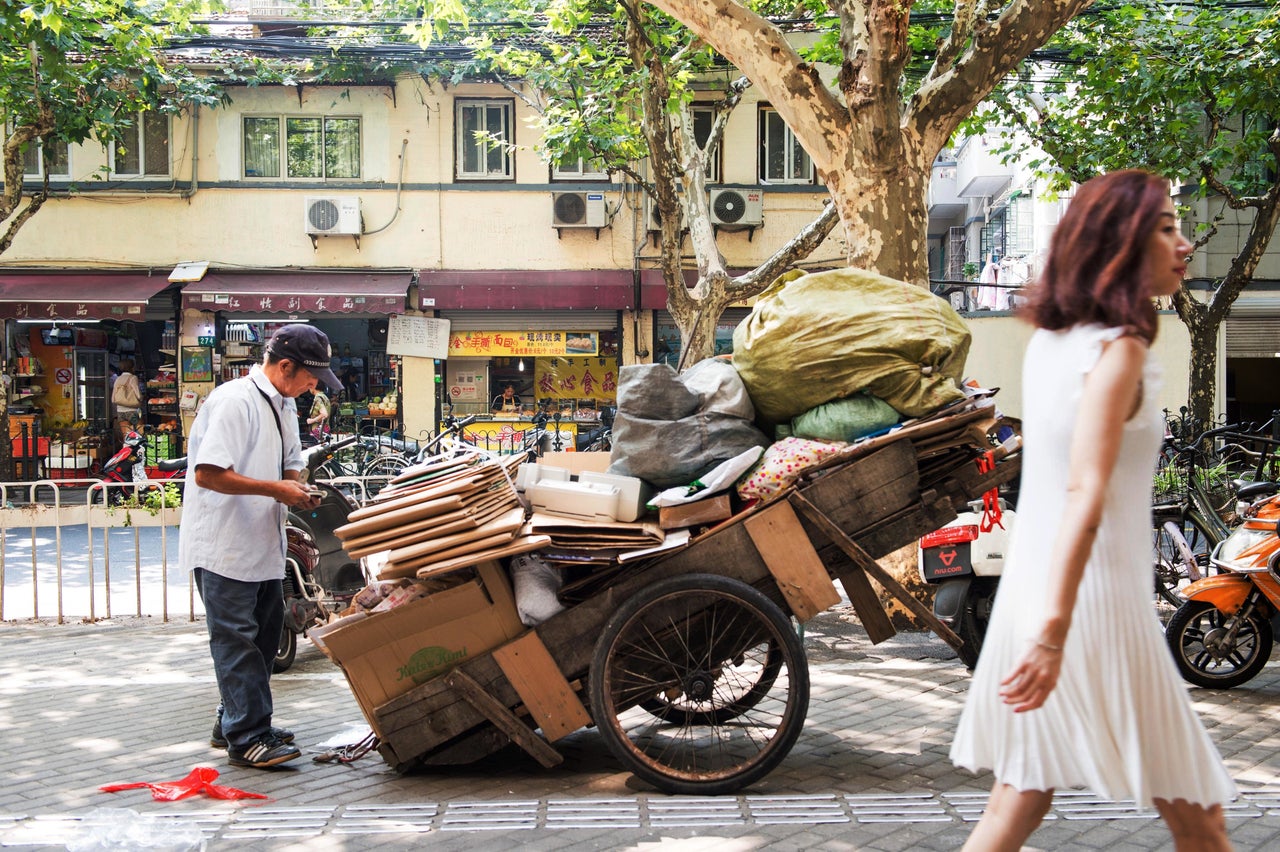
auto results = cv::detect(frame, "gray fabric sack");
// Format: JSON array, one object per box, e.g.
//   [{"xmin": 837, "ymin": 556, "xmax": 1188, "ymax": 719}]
[{"xmin": 607, "ymin": 360, "xmax": 770, "ymax": 488}]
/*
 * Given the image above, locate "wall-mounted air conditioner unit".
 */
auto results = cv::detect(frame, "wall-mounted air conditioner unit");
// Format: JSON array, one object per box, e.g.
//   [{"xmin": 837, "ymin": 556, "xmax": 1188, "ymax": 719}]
[
  {"xmin": 645, "ymin": 197, "xmax": 687, "ymax": 232},
  {"xmin": 304, "ymin": 196, "xmax": 362, "ymax": 236},
  {"xmin": 709, "ymin": 188, "xmax": 763, "ymax": 228},
  {"xmin": 552, "ymin": 191, "xmax": 607, "ymax": 228}
]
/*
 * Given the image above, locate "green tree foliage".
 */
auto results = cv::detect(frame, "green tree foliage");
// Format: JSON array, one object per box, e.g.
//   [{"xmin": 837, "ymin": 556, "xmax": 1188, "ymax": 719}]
[
  {"xmin": 0, "ymin": 0, "xmax": 225, "ymax": 253},
  {"xmin": 976, "ymin": 0, "xmax": 1280, "ymax": 427},
  {"xmin": 438, "ymin": 0, "xmax": 839, "ymax": 366}
]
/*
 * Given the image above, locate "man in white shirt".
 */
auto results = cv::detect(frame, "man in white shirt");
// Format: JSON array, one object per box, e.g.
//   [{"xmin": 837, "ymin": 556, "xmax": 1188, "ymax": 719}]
[{"xmin": 179, "ymin": 324, "xmax": 340, "ymax": 768}]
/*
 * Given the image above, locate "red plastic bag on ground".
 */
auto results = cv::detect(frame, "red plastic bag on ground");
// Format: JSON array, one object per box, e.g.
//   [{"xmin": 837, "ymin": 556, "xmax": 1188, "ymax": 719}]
[{"xmin": 100, "ymin": 765, "xmax": 268, "ymax": 802}]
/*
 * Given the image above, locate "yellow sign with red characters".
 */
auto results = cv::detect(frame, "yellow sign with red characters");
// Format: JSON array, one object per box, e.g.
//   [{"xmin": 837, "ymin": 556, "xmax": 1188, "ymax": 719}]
[
  {"xmin": 448, "ymin": 331, "xmax": 598, "ymax": 357},
  {"xmin": 535, "ymin": 358, "xmax": 617, "ymax": 401}
]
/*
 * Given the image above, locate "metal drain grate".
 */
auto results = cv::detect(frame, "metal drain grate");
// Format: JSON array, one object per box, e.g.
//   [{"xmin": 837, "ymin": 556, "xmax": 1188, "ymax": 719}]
[
  {"xmin": 3, "ymin": 786, "xmax": 1277, "ymax": 842},
  {"xmin": 848, "ymin": 793, "xmax": 950, "ymax": 824},
  {"xmin": 222, "ymin": 806, "xmax": 334, "ymax": 840},
  {"xmin": 547, "ymin": 798, "xmax": 642, "ymax": 829},
  {"xmin": 745, "ymin": 794, "xmax": 849, "ymax": 825},
  {"xmin": 438, "ymin": 800, "xmax": 539, "ymax": 831},
  {"xmin": 335, "ymin": 804, "xmax": 437, "ymax": 835}
]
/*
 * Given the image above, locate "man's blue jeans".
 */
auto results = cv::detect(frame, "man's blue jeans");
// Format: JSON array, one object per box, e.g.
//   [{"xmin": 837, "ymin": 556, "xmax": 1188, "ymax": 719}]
[{"xmin": 194, "ymin": 568, "xmax": 284, "ymax": 749}]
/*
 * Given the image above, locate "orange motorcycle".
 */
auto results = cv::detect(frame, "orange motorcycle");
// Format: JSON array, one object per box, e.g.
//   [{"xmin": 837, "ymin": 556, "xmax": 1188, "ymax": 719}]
[{"xmin": 1166, "ymin": 493, "xmax": 1280, "ymax": 688}]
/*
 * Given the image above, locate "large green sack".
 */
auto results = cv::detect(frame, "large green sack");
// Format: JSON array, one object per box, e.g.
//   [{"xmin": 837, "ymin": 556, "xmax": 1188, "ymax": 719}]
[{"xmin": 732, "ymin": 268, "xmax": 971, "ymax": 424}]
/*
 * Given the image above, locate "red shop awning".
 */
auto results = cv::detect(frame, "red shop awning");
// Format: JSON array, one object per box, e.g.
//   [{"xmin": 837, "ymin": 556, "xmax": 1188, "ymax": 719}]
[
  {"xmin": 181, "ymin": 271, "xmax": 410, "ymax": 315},
  {"xmin": 418, "ymin": 270, "xmax": 635, "ymax": 311},
  {"xmin": 0, "ymin": 272, "xmax": 170, "ymax": 320}
]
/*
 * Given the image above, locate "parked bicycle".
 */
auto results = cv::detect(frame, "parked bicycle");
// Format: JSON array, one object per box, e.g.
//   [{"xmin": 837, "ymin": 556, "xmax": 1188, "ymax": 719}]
[{"xmin": 1152, "ymin": 419, "xmax": 1280, "ymax": 621}]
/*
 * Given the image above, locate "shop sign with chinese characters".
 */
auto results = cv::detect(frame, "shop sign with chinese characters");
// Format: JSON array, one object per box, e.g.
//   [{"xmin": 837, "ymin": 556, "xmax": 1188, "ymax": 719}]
[
  {"xmin": 448, "ymin": 331, "xmax": 599, "ymax": 357},
  {"xmin": 535, "ymin": 358, "xmax": 616, "ymax": 401}
]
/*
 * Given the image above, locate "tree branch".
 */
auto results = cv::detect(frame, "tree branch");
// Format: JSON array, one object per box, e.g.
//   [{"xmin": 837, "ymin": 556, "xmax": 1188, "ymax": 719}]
[
  {"xmin": 911, "ymin": 0, "xmax": 1094, "ymax": 157},
  {"xmin": 646, "ymin": 0, "xmax": 846, "ymax": 165}
]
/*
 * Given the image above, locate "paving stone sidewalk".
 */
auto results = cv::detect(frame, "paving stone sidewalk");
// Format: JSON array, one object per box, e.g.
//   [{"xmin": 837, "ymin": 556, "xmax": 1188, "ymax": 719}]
[{"xmin": 0, "ymin": 606, "xmax": 1277, "ymax": 850}]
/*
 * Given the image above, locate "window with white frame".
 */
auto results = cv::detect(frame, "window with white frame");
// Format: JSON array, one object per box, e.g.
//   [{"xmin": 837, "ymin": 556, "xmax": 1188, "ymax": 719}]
[
  {"xmin": 551, "ymin": 156, "xmax": 608, "ymax": 180},
  {"xmin": 242, "ymin": 115, "xmax": 361, "ymax": 179},
  {"xmin": 759, "ymin": 107, "xmax": 812, "ymax": 184},
  {"xmin": 111, "ymin": 112, "xmax": 170, "ymax": 177},
  {"xmin": 12, "ymin": 130, "xmax": 70, "ymax": 180},
  {"xmin": 692, "ymin": 106, "xmax": 721, "ymax": 183},
  {"xmin": 456, "ymin": 99, "xmax": 514, "ymax": 180}
]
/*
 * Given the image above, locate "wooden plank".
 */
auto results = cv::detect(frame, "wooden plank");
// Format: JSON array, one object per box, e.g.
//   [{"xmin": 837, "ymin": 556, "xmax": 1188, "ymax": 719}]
[
  {"xmin": 492, "ymin": 632, "xmax": 592, "ymax": 742},
  {"xmin": 790, "ymin": 491, "xmax": 962, "ymax": 648},
  {"xmin": 826, "ymin": 555, "xmax": 897, "ymax": 644},
  {"xmin": 442, "ymin": 669, "xmax": 563, "ymax": 768},
  {"xmin": 744, "ymin": 501, "xmax": 841, "ymax": 621}
]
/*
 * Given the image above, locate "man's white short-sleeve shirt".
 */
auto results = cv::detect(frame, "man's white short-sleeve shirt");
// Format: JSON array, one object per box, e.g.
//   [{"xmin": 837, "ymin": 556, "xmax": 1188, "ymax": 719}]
[{"xmin": 178, "ymin": 366, "xmax": 304, "ymax": 582}]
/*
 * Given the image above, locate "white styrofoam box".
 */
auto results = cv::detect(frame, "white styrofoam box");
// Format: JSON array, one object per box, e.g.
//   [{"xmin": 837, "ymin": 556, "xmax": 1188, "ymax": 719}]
[
  {"xmin": 578, "ymin": 470, "xmax": 652, "ymax": 523},
  {"xmin": 528, "ymin": 479, "xmax": 621, "ymax": 522},
  {"xmin": 515, "ymin": 463, "xmax": 571, "ymax": 492},
  {"xmin": 48, "ymin": 454, "xmax": 93, "ymax": 469}
]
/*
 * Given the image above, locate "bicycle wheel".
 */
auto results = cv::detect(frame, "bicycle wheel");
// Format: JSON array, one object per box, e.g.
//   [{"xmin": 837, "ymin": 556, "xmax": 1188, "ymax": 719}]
[
  {"xmin": 1152, "ymin": 521, "xmax": 1201, "ymax": 623},
  {"xmin": 361, "ymin": 452, "xmax": 410, "ymax": 497},
  {"xmin": 588, "ymin": 573, "xmax": 809, "ymax": 795}
]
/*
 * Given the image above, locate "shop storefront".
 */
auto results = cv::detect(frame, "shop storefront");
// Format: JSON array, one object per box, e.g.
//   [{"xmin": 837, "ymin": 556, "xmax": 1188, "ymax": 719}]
[
  {"xmin": 420, "ymin": 270, "xmax": 636, "ymax": 454},
  {"xmin": 179, "ymin": 270, "xmax": 411, "ymax": 438},
  {"xmin": 439, "ymin": 313, "xmax": 621, "ymax": 453},
  {"xmin": 0, "ymin": 272, "xmax": 179, "ymax": 478}
]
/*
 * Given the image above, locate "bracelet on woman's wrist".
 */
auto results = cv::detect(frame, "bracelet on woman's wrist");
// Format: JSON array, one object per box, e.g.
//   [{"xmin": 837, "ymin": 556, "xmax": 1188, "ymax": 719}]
[{"xmin": 1035, "ymin": 639, "xmax": 1063, "ymax": 652}]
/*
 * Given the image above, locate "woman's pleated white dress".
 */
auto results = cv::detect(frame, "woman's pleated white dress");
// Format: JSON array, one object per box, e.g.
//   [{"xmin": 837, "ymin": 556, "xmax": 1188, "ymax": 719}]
[{"xmin": 950, "ymin": 324, "xmax": 1236, "ymax": 808}]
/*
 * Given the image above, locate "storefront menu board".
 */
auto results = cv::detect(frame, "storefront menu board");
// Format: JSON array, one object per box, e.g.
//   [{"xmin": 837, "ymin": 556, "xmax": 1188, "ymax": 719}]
[{"xmin": 388, "ymin": 315, "xmax": 451, "ymax": 359}]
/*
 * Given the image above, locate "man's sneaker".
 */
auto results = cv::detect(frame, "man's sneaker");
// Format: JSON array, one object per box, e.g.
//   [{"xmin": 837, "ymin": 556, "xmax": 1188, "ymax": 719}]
[
  {"xmin": 227, "ymin": 734, "xmax": 301, "ymax": 769},
  {"xmin": 211, "ymin": 708, "xmax": 294, "ymax": 750}
]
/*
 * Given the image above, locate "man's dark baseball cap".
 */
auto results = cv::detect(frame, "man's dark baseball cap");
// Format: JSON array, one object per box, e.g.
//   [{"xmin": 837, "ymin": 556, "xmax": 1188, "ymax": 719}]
[{"xmin": 265, "ymin": 324, "xmax": 342, "ymax": 392}]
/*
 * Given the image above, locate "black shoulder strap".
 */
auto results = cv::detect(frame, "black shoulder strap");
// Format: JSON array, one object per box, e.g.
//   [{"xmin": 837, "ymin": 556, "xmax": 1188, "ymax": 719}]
[{"xmin": 253, "ymin": 382, "xmax": 285, "ymax": 476}]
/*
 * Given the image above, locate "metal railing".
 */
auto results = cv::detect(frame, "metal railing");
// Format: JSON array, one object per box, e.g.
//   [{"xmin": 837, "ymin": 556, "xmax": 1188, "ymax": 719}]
[{"xmin": 0, "ymin": 473, "xmax": 393, "ymax": 624}]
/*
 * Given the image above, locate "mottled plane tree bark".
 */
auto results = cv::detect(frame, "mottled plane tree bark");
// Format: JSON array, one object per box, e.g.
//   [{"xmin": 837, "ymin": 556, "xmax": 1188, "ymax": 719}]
[{"xmin": 644, "ymin": 0, "xmax": 1094, "ymax": 283}]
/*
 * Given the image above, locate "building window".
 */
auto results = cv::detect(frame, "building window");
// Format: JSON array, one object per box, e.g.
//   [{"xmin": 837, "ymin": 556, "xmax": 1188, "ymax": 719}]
[
  {"xmin": 692, "ymin": 106, "xmax": 721, "ymax": 183},
  {"xmin": 456, "ymin": 99, "xmax": 514, "ymax": 180},
  {"xmin": 242, "ymin": 115, "xmax": 361, "ymax": 179},
  {"xmin": 552, "ymin": 157, "xmax": 608, "ymax": 180},
  {"xmin": 14, "ymin": 132, "xmax": 70, "ymax": 179},
  {"xmin": 759, "ymin": 108, "xmax": 812, "ymax": 184},
  {"xmin": 111, "ymin": 112, "xmax": 170, "ymax": 177}
]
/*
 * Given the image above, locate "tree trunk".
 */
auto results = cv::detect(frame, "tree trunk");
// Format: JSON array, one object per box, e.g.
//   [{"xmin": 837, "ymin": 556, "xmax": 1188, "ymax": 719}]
[
  {"xmin": 1173, "ymin": 290, "xmax": 1222, "ymax": 432},
  {"xmin": 822, "ymin": 154, "xmax": 930, "ymax": 282}
]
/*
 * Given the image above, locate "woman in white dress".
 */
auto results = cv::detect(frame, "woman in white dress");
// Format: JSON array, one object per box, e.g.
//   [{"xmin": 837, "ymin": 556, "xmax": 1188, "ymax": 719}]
[{"xmin": 950, "ymin": 170, "xmax": 1235, "ymax": 851}]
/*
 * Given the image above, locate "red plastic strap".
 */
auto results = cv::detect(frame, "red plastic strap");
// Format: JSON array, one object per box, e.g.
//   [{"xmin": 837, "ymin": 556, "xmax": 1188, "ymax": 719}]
[
  {"xmin": 100, "ymin": 765, "xmax": 269, "ymax": 802},
  {"xmin": 976, "ymin": 452, "xmax": 1004, "ymax": 533}
]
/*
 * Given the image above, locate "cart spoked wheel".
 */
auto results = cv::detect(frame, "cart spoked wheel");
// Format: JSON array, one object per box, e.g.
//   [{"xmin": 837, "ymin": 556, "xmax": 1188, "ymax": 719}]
[
  {"xmin": 638, "ymin": 637, "xmax": 783, "ymax": 725},
  {"xmin": 588, "ymin": 573, "xmax": 809, "ymax": 795}
]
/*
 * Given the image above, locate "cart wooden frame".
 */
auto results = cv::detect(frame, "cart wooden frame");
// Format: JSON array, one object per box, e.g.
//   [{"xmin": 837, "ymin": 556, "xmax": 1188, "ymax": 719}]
[{"xmin": 367, "ymin": 409, "xmax": 1019, "ymax": 793}]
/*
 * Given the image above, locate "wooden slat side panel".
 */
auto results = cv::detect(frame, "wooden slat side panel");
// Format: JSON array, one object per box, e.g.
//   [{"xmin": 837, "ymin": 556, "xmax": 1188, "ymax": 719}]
[
  {"xmin": 492, "ymin": 632, "xmax": 592, "ymax": 741},
  {"xmin": 744, "ymin": 501, "xmax": 840, "ymax": 621},
  {"xmin": 443, "ymin": 669, "xmax": 563, "ymax": 768}
]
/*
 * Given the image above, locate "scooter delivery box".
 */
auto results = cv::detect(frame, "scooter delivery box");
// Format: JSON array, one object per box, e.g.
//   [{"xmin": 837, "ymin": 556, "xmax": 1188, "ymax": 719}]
[{"xmin": 319, "ymin": 561, "xmax": 525, "ymax": 736}]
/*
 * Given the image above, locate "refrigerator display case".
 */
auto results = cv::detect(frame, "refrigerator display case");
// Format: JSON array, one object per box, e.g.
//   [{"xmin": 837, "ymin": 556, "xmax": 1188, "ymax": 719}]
[{"xmin": 74, "ymin": 349, "xmax": 110, "ymax": 435}]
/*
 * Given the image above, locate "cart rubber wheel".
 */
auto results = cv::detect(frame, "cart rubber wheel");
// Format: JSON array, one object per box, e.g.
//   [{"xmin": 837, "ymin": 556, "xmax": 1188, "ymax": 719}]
[{"xmin": 588, "ymin": 573, "xmax": 809, "ymax": 796}]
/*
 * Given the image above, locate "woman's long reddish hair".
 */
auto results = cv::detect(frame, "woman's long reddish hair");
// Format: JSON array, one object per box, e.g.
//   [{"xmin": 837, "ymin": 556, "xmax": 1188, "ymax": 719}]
[{"xmin": 1023, "ymin": 169, "xmax": 1171, "ymax": 342}]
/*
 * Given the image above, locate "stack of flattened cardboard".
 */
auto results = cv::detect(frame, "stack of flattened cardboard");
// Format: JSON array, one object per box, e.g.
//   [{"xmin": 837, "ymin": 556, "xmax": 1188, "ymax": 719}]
[
  {"xmin": 333, "ymin": 452, "xmax": 549, "ymax": 579},
  {"xmin": 527, "ymin": 512, "xmax": 665, "ymax": 566}
]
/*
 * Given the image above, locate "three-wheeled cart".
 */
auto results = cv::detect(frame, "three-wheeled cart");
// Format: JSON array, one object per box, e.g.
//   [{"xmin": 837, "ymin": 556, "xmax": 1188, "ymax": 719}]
[{"xmin": 360, "ymin": 406, "xmax": 1018, "ymax": 794}]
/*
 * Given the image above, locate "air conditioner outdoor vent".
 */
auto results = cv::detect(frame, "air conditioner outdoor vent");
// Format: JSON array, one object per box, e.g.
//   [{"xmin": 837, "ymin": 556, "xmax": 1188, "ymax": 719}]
[
  {"xmin": 710, "ymin": 188, "xmax": 763, "ymax": 227},
  {"xmin": 304, "ymin": 196, "xmax": 362, "ymax": 236},
  {"xmin": 552, "ymin": 191, "xmax": 607, "ymax": 228},
  {"xmin": 645, "ymin": 197, "xmax": 687, "ymax": 231}
]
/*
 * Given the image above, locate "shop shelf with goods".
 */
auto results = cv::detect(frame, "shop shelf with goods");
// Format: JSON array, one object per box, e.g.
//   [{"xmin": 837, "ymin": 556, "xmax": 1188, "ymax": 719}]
[
  {"xmin": 366, "ymin": 349, "xmax": 397, "ymax": 399},
  {"xmin": 8, "ymin": 355, "xmax": 46, "ymax": 414},
  {"xmin": 146, "ymin": 364, "xmax": 181, "ymax": 431}
]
